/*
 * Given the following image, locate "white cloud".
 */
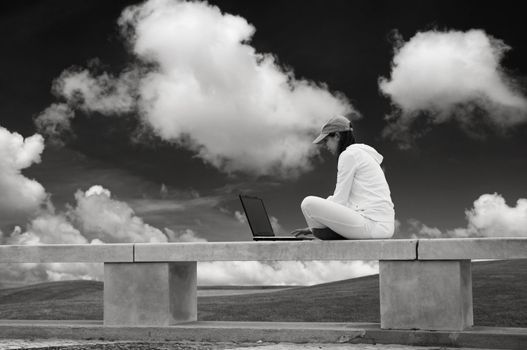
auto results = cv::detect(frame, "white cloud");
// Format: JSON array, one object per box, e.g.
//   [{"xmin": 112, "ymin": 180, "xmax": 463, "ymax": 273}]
[
  {"xmin": 403, "ymin": 192, "xmax": 527, "ymax": 239},
  {"xmin": 34, "ymin": 103, "xmax": 75, "ymax": 147},
  {"xmin": 52, "ymin": 68, "xmax": 138, "ymax": 115},
  {"xmin": 43, "ymin": 263, "xmax": 103, "ymax": 282},
  {"xmin": 165, "ymin": 227, "xmax": 207, "ymax": 242},
  {"xmin": 405, "ymin": 218, "xmax": 443, "ymax": 239},
  {"xmin": 130, "ymin": 195, "xmax": 219, "ymax": 214},
  {"xmin": 269, "ymin": 215, "xmax": 284, "ymax": 235},
  {"xmin": 233, "ymin": 210, "xmax": 283, "ymax": 234},
  {"xmin": 394, "ymin": 218, "xmax": 402, "ymax": 236},
  {"xmin": 198, "ymin": 260, "xmax": 379, "ymax": 286},
  {"xmin": 379, "ymin": 29, "xmax": 527, "ymax": 149},
  {"xmin": 234, "ymin": 210, "xmax": 247, "ymax": 224},
  {"xmin": 160, "ymin": 183, "xmax": 169, "ymax": 198},
  {"xmin": 72, "ymin": 186, "xmax": 168, "ymax": 243},
  {"xmin": 8, "ymin": 215, "xmax": 87, "ymax": 245},
  {"xmin": 460, "ymin": 192, "xmax": 527, "ymax": 237},
  {"xmin": 84, "ymin": 185, "xmax": 111, "ymax": 197},
  {"xmin": 1, "ymin": 261, "xmax": 103, "ymax": 287},
  {"xmin": 0, "ymin": 126, "xmax": 47, "ymax": 225},
  {"xmin": 36, "ymin": 0, "xmax": 354, "ymax": 178}
]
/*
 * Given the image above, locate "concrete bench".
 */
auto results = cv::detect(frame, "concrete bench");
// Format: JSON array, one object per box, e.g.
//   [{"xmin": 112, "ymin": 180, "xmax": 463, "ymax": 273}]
[{"xmin": 1, "ymin": 238, "xmax": 526, "ymax": 332}]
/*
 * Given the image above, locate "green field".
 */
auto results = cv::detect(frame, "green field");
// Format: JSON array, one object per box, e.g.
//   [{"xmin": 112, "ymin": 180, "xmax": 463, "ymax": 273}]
[{"xmin": 0, "ymin": 260, "xmax": 526, "ymax": 327}]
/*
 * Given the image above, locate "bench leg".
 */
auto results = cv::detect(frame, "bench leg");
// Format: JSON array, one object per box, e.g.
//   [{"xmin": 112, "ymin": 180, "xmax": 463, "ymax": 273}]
[
  {"xmin": 104, "ymin": 262, "xmax": 197, "ymax": 326},
  {"xmin": 379, "ymin": 260, "xmax": 473, "ymax": 331}
]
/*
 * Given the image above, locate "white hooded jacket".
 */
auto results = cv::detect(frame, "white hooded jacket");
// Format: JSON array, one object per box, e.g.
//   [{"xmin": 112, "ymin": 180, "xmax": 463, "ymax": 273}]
[{"xmin": 326, "ymin": 143, "xmax": 395, "ymax": 223}]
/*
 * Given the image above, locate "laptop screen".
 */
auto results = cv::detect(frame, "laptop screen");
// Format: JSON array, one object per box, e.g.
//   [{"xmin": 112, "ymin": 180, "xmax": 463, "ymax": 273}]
[{"xmin": 239, "ymin": 195, "xmax": 275, "ymax": 237}]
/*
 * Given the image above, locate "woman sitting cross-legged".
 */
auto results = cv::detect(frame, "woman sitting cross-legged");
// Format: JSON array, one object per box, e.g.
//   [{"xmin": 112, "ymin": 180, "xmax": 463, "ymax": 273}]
[{"xmin": 291, "ymin": 114, "xmax": 395, "ymax": 240}]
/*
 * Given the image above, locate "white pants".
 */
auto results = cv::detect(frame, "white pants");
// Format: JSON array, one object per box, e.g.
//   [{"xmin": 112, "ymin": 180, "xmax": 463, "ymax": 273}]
[{"xmin": 301, "ymin": 196, "xmax": 394, "ymax": 239}]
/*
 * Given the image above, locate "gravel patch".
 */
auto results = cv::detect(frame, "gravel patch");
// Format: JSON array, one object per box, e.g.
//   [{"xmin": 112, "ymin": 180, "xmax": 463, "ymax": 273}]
[
  {"xmin": 0, "ymin": 340, "xmax": 498, "ymax": 350},
  {"xmin": 0, "ymin": 339, "xmax": 229, "ymax": 350}
]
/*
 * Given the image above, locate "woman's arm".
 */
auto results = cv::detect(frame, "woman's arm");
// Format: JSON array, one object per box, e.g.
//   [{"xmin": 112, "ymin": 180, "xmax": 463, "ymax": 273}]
[{"xmin": 327, "ymin": 151, "xmax": 357, "ymax": 206}]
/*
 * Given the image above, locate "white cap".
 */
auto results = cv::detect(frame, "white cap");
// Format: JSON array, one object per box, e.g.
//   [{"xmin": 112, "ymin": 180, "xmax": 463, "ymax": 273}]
[{"xmin": 313, "ymin": 115, "xmax": 353, "ymax": 144}]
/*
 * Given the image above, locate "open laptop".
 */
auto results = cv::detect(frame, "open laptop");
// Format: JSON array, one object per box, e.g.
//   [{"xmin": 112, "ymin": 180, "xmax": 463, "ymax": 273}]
[{"xmin": 239, "ymin": 194, "xmax": 313, "ymax": 241}]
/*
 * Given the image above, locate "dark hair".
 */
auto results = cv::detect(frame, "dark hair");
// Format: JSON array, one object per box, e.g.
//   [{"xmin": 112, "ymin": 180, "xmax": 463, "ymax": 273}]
[
  {"xmin": 337, "ymin": 130, "xmax": 356, "ymax": 155},
  {"xmin": 328, "ymin": 129, "xmax": 356, "ymax": 156}
]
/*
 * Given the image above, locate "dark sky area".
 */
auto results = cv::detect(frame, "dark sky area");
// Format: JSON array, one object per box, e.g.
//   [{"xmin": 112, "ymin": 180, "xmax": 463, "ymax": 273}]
[{"xmin": 1, "ymin": 0, "xmax": 526, "ymax": 241}]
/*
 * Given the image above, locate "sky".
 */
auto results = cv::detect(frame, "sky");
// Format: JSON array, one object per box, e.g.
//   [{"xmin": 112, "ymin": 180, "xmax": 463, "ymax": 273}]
[{"xmin": 1, "ymin": 0, "xmax": 526, "ymax": 286}]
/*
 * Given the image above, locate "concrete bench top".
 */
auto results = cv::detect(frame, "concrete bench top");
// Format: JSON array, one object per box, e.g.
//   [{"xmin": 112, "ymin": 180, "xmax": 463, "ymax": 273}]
[
  {"xmin": 418, "ymin": 237, "xmax": 527, "ymax": 260},
  {"xmin": 0, "ymin": 244, "xmax": 134, "ymax": 263},
  {"xmin": 1, "ymin": 238, "xmax": 526, "ymax": 263},
  {"xmin": 134, "ymin": 240, "xmax": 417, "ymax": 262}
]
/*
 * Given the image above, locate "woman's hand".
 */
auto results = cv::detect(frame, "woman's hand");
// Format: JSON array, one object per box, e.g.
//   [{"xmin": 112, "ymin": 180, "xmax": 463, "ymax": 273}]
[{"xmin": 290, "ymin": 227, "xmax": 313, "ymax": 238}]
